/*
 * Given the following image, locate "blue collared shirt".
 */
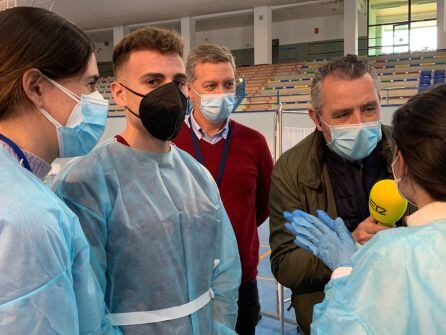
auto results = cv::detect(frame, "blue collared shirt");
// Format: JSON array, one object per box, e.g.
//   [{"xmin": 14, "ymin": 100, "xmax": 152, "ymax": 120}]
[{"xmin": 185, "ymin": 110, "xmax": 230, "ymax": 145}]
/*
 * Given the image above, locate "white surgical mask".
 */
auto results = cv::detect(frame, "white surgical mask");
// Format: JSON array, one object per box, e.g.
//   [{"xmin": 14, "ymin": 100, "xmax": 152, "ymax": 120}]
[
  {"xmin": 41, "ymin": 76, "xmax": 109, "ymax": 158},
  {"xmin": 391, "ymin": 153, "xmax": 415, "ymax": 206}
]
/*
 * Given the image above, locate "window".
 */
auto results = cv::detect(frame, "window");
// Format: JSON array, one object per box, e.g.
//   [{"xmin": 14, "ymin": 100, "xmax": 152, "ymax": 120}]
[{"xmin": 367, "ymin": 0, "xmax": 437, "ymax": 55}]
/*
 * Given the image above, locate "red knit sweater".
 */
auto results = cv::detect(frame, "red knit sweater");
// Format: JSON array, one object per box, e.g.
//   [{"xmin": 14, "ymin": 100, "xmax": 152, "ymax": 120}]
[{"xmin": 174, "ymin": 120, "xmax": 273, "ymax": 283}]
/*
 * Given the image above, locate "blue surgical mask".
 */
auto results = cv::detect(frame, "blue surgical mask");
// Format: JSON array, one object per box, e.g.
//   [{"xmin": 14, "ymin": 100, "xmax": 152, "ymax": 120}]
[
  {"xmin": 40, "ymin": 76, "xmax": 109, "ymax": 158},
  {"xmin": 193, "ymin": 88, "xmax": 236, "ymax": 123},
  {"xmin": 320, "ymin": 118, "xmax": 382, "ymax": 161}
]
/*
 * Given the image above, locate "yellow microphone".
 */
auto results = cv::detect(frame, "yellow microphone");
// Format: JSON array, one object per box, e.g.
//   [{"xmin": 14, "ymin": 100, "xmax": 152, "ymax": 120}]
[{"xmin": 369, "ymin": 179, "xmax": 408, "ymax": 227}]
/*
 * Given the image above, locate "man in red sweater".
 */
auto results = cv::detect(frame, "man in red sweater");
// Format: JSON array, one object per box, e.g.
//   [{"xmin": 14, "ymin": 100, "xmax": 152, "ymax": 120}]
[{"xmin": 174, "ymin": 43, "xmax": 273, "ymax": 335}]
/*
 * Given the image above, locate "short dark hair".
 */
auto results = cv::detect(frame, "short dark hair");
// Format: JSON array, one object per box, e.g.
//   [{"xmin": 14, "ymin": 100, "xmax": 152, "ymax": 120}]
[
  {"xmin": 311, "ymin": 54, "xmax": 380, "ymax": 112},
  {"xmin": 0, "ymin": 7, "xmax": 93, "ymax": 119},
  {"xmin": 392, "ymin": 84, "xmax": 446, "ymax": 201},
  {"xmin": 113, "ymin": 27, "xmax": 184, "ymax": 76}
]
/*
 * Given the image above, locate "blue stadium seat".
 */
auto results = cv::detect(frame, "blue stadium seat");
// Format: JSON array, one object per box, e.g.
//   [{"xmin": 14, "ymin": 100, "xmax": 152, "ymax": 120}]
[
  {"xmin": 418, "ymin": 70, "xmax": 433, "ymax": 92},
  {"xmin": 433, "ymin": 70, "xmax": 446, "ymax": 86}
]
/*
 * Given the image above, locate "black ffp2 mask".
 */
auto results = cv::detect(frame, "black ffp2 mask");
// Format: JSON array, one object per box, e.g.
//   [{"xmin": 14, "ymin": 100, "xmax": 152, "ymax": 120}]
[{"xmin": 121, "ymin": 82, "xmax": 187, "ymax": 141}]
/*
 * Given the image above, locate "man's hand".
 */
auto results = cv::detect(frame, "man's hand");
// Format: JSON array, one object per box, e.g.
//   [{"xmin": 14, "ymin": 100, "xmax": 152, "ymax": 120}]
[{"xmin": 352, "ymin": 216, "xmax": 391, "ymax": 245}]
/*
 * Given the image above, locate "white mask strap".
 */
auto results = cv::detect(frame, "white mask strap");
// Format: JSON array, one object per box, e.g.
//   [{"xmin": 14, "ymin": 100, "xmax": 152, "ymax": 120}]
[
  {"xmin": 318, "ymin": 116, "xmax": 329, "ymax": 128},
  {"xmin": 392, "ymin": 154, "xmax": 402, "ymax": 183},
  {"xmin": 43, "ymin": 75, "xmax": 81, "ymax": 102},
  {"xmin": 40, "ymin": 107, "xmax": 62, "ymax": 128}
]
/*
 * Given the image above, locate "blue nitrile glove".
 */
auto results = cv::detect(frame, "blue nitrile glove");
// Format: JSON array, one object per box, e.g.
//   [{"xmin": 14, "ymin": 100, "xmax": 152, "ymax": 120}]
[{"xmin": 284, "ymin": 210, "xmax": 356, "ymax": 270}]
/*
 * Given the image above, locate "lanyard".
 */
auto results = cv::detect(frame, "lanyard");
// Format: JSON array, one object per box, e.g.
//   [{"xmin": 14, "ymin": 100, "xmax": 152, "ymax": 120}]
[
  {"xmin": 188, "ymin": 118, "xmax": 232, "ymax": 187},
  {"xmin": 0, "ymin": 133, "xmax": 32, "ymax": 172}
]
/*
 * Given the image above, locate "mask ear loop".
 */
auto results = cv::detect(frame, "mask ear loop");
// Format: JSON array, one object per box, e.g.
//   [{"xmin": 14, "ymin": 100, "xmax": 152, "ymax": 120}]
[
  {"xmin": 190, "ymin": 87, "xmax": 203, "ymax": 110},
  {"xmin": 118, "ymin": 82, "xmax": 145, "ymax": 119},
  {"xmin": 42, "ymin": 75, "xmax": 81, "ymax": 102},
  {"xmin": 317, "ymin": 115, "xmax": 338, "ymax": 147},
  {"xmin": 119, "ymin": 82, "xmax": 146, "ymax": 98},
  {"xmin": 41, "ymin": 74, "xmax": 82, "ymax": 127},
  {"xmin": 391, "ymin": 154, "xmax": 402, "ymax": 183},
  {"xmin": 393, "ymin": 152, "xmax": 410, "ymax": 184},
  {"xmin": 39, "ymin": 107, "xmax": 62, "ymax": 128},
  {"xmin": 317, "ymin": 114, "xmax": 327, "ymax": 127},
  {"xmin": 392, "ymin": 152, "xmax": 416, "ymax": 206},
  {"xmin": 317, "ymin": 115, "xmax": 327, "ymax": 130}
]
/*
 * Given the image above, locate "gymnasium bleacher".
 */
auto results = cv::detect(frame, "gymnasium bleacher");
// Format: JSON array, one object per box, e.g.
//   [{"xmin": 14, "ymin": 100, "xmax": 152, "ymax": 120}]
[{"xmin": 98, "ymin": 50, "xmax": 446, "ymax": 116}]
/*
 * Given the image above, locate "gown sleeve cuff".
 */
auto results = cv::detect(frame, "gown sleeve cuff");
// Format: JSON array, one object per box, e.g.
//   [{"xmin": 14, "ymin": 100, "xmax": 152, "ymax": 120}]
[{"xmin": 331, "ymin": 266, "xmax": 353, "ymax": 279}]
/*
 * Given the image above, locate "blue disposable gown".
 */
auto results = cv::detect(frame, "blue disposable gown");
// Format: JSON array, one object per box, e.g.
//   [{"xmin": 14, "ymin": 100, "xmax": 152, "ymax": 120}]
[
  {"xmin": 0, "ymin": 147, "xmax": 103, "ymax": 334},
  {"xmin": 311, "ymin": 220, "xmax": 446, "ymax": 334},
  {"xmin": 52, "ymin": 140, "xmax": 241, "ymax": 335}
]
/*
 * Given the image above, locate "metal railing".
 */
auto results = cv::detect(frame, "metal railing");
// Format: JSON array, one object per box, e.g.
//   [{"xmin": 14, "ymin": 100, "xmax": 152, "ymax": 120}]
[{"xmin": 259, "ymin": 99, "xmax": 298, "ymax": 335}]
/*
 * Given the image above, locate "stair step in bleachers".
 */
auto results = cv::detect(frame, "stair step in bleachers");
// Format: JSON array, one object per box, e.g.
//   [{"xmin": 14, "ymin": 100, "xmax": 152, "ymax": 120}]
[
  {"xmin": 369, "ymin": 50, "xmax": 446, "ymax": 62},
  {"xmin": 375, "ymin": 64, "xmax": 446, "ymax": 75},
  {"xmin": 378, "ymin": 72, "xmax": 420, "ymax": 81},
  {"xmin": 380, "ymin": 80, "xmax": 419, "ymax": 89},
  {"xmin": 383, "ymin": 88, "xmax": 418, "ymax": 98}
]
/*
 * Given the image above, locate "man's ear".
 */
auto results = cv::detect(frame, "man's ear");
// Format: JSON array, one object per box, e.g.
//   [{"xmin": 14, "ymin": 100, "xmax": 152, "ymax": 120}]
[
  {"xmin": 187, "ymin": 83, "xmax": 195, "ymax": 101},
  {"xmin": 111, "ymin": 81, "xmax": 126, "ymax": 108},
  {"xmin": 187, "ymin": 83, "xmax": 192, "ymax": 97},
  {"xmin": 309, "ymin": 108, "xmax": 323, "ymax": 131},
  {"xmin": 187, "ymin": 82, "xmax": 200, "ymax": 107}
]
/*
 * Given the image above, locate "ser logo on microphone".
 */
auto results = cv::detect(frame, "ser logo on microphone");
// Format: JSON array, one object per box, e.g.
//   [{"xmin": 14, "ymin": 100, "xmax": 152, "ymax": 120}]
[{"xmin": 369, "ymin": 198, "xmax": 386, "ymax": 216}]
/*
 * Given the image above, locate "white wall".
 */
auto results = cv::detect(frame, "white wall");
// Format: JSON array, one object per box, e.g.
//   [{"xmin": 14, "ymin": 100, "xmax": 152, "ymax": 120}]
[
  {"xmin": 274, "ymin": 12, "xmax": 367, "ymax": 45},
  {"xmin": 273, "ymin": 15, "xmax": 343, "ymax": 45},
  {"xmin": 193, "ymin": 13, "xmax": 368, "ymax": 51},
  {"xmin": 94, "ymin": 41, "xmax": 114, "ymax": 62},
  {"xmin": 195, "ymin": 26, "xmax": 254, "ymax": 50}
]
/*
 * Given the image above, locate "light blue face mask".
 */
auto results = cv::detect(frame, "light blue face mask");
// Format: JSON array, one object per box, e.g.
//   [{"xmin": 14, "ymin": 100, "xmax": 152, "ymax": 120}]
[
  {"xmin": 40, "ymin": 76, "xmax": 109, "ymax": 158},
  {"xmin": 320, "ymin": 118, "xmax": 382, "ymax": 161},
  {"xmin": 193, "ymin": 88, "xmax": 236, "ymax": 123}
]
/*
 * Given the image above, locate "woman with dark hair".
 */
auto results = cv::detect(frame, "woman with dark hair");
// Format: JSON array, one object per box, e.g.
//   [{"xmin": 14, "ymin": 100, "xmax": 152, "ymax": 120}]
[
  {"xmin": 284, "ymin": 84, "xmax": 446, "ymax": 334},
  {"xmin": 0, "ymin": 7, "xmax": 111, "ymax": 334}
]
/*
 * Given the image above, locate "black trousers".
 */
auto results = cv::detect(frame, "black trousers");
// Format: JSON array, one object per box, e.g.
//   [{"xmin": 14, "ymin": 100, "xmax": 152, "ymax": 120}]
[{"xmin": 235, "ymin": 279, "xmax": 261, "ymax": 335}]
